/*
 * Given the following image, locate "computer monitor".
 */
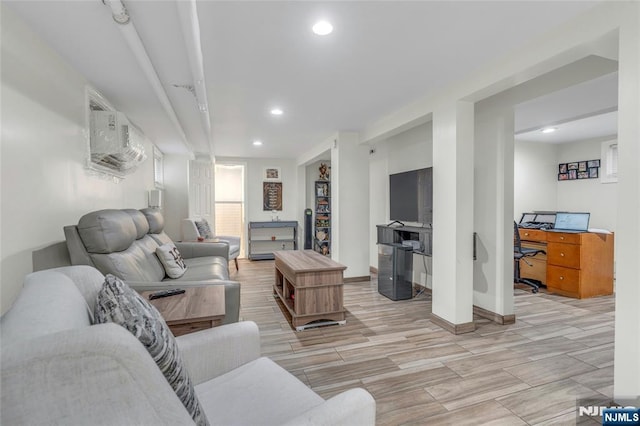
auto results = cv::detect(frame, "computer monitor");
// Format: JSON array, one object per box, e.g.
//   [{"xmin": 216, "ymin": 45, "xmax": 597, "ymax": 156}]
[
  {"xmin": 520, "ymin": 213, "xmax": 536, "ymax": 223},
  {"xmin": 554, "ymin": 212, "xmax": 590, "ymax": 232}
]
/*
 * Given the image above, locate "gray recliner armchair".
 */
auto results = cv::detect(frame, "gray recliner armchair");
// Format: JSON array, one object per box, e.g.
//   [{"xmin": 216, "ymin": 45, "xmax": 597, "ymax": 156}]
[
  {"xmin": 63, "ymin": 208, "xmax": 240, "ymax": 324},
  {"xmin": 182, "ymin": 218, "xmax": 241, "ymax": 271}
]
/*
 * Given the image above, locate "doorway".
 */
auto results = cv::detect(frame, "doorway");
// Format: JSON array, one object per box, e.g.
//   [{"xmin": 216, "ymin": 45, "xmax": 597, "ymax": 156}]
[{"xmin": 214, "ymin": 163, "xmax": 246, "ymax": 258}]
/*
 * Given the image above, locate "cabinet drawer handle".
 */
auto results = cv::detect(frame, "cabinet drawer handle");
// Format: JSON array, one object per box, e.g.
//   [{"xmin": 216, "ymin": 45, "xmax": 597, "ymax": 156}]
[
  {"xmin": 560, "ymin": 236, "xmax": 565, "ymax": 240},
  {"xmin": 560, "ymin": 253, "xmax": 565, "ymax": 257},
  {"xmin": 524, "ymin": 232, "xmax": 529, "ymax": 236},
  {"xmin": 559, "ymin": 276, "xmax": 564, "ymax": 280}
]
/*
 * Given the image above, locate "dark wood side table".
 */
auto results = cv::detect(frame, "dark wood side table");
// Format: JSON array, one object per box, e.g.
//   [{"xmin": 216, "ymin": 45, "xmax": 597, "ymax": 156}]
[{"xmin": 140, "ymin": 286, "xmax": 225, "ymax": 336}]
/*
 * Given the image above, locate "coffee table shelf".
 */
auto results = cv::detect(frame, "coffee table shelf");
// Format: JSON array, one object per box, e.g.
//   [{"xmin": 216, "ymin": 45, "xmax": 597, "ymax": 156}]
[{"xmin": 274, "ymin": 250, "xmax": 346, "ymax": 331}]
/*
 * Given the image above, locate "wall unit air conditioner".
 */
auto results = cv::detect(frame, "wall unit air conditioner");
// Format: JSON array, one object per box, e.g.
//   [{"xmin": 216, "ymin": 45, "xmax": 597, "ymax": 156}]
[{"xmin": 89, "ymin": 110, "xmax": 147, "ymax": 177}]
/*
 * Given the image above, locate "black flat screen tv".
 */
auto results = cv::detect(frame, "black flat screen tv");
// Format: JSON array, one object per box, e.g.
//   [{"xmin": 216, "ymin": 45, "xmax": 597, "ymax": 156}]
[{"xmin": 389, "ymin": 167, "xmax": 433, "ymax": 224}]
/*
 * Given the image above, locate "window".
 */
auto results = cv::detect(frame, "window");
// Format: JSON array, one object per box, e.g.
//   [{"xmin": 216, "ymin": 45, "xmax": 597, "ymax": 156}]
[
  {"xmin": 601, "ymin": 140, "xmax": 618, "ymax": 183},
  {"xmin": 153, "ymin": 146, "xmax": 164, "ymax": 188}
]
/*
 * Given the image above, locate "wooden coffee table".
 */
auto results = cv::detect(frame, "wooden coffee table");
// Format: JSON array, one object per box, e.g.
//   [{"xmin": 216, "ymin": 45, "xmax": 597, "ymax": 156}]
[
  {"xmin": 140, "ymin": 286, "xmax": 225, "ymax": 336},
  {"xmin": 274, "ymin": 250, "xmax": 346, "ymax": 331}
]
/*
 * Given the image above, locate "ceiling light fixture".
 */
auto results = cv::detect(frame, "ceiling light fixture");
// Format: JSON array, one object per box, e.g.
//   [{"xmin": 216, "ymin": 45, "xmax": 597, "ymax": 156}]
[
  {"xmin": 312, "ymin": 20, "xmax": 333, "ymax": 36},
  {"xmin": 270, "ymin": 108, "xmax": 283, "ymax": 116},
  {"xmin": 541, "ymin": 127, "xmax": 557, "ymax": 134},
  {"xmin": 253, "ymin": 140, "xmax": 263, "ymax": 146}
]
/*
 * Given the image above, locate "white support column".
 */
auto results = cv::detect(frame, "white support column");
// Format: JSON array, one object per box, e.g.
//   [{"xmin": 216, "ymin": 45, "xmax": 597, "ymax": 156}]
[
  {"xmin": 431, "ymin": 101, "xmax": 475, "ymax": 334},
  {"xmin": 613, "ymin": 2, "xmax": 640, "ymax": 405},
  {"xmin": 473, "ymin": 102, "xmax": 515, "ymax": 322},
  {"xmin": 332, "ymin": 132, "xmax": 370, "ymax": 279}
]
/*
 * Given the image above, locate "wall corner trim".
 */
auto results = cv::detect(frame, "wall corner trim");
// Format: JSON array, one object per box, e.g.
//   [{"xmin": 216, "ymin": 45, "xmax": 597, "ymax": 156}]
[{"xmin": 430, "ymin": 313, "xmax": 476, "ymax": 335}]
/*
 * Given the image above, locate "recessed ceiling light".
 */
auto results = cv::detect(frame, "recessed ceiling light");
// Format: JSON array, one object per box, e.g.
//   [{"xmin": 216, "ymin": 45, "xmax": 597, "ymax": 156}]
[
  {"xmin": 541, "ymin": 127, "xmax": 557, "ymax": 134},
  {"xmin": 312, "ymin": 21, "xmax": 333, "ymax": 36},
  {"xmin": 270, "ymin": 108, "xmax": 283, "ymax": 116},
  {"xmin": 253, "ymin": 140, "xmax": 263, "ymax": 146}
]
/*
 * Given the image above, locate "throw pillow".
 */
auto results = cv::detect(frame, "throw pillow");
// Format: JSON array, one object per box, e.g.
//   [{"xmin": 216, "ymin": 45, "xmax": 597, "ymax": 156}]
[
  {"xmin": 94, "ymin": 275, "xmax": 209, "ymax": 426},
  {"xmin": 194, "ymin": 219, "xmax": 214, "ymax": 240},
  {"xmin": 156, "ymin": 243, "xmax": 187, "ymax": 278}
]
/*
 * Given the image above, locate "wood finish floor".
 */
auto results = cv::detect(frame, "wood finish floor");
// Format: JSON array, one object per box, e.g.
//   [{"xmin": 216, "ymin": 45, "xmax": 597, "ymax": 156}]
[{"xmin": 231, "ymin": 259, "xmax": 615, "ymax": 425}]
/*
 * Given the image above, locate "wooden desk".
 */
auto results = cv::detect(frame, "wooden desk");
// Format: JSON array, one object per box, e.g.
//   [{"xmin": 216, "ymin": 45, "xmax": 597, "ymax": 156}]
[
  {"xmin": 140, "ymin": 286, "xmax": 225, "ymax": 336},
  {"xmin": 518, "ymin": 229, "xmax": 614, "ymax": 299},
  {"xmin": 274, "ymin": 250, "xmax": 346, "ymax": 331}
]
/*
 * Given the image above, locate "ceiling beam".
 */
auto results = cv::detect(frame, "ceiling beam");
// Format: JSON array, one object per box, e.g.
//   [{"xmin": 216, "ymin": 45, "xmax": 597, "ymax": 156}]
[
  {"xmin": 176, "ymin": 0, "xmax": 214, "ymax": 161},
  {"xmin": 104, "ymin": 0, "xmax": 195, "ymax": 155}
]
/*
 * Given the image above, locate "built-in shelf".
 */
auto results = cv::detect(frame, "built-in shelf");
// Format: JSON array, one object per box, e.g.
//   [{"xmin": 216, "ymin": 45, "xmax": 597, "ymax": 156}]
[
  {"xmin": 248, "ymin": 221, "xmax": 298, "ymax": 260},
  {"xmin": 314, "ymin": 180, "xmax": 331, "ymax": 256}
]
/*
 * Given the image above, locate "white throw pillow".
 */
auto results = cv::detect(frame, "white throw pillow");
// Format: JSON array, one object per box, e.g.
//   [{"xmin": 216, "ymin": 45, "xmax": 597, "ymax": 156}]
[{"xmin": 156, "ymin": 243, "xmax": 187, "ymax": 278}]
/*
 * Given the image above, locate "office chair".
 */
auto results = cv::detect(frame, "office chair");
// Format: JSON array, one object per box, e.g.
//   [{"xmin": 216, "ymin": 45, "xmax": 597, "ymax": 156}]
[{"xmin": 513, "ymin": 221, "xmax": 546, "ymax": 293}]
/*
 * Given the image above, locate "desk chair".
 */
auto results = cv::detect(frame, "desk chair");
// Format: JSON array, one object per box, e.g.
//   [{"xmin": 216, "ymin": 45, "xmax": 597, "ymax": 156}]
[{"xmin": 513, "ymin": 221, "xmax": 545, "ymax": 293}]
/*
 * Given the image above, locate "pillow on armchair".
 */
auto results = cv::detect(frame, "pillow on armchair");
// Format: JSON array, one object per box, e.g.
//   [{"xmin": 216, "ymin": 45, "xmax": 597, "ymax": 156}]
[{"xmin": 194, "ymin": 219, "xmax": 214, "ymax": 240}]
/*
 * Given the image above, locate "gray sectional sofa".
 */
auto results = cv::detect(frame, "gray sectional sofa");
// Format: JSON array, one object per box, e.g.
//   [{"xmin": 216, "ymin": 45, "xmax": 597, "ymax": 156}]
[
  {"xmin": 63, "ymin": 208, "xmax": 240, "ymax": 324},
  {"xmin": 0, "ymin": 266, "xmax": 376, "ymax": 425}
]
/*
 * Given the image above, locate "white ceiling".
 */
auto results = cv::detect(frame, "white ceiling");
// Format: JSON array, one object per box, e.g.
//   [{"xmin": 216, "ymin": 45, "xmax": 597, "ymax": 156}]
[
  {"xmin": 515, "ymin": 72, "xmax": 618, "ymax": 144},
  {"xmin": 6, "ymin": 0, "xmax": 609, "ymax": 159}
]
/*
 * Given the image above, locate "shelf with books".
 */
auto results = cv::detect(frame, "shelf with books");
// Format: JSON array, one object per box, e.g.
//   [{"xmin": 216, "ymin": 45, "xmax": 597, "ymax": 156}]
[{"xmin": 314, "ymin": 180, "xmax": 331, "ymax": 256}]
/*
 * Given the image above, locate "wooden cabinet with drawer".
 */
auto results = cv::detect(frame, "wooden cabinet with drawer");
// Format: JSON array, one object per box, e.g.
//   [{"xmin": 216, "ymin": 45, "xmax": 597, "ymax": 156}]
[
  {"xmin": 545, "ymin": 231, "xmax": 614, "ymax": 299},
  {"xmin": 518, "ymin": 229, "xmax": 547, "ymax": 284}
]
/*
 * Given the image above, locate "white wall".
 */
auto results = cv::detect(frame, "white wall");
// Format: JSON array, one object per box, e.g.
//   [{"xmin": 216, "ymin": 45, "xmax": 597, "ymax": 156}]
[
  {"xmin": 332, "ymin": 132, "xmax": 370, "ymax": 278},
  {"xmin": 473, "ymin": 102, "xmax": 515, "ymax": 317},
  {"xmin": 514, "ymin": 140, "xmax": 558, "ymax": 218},
  {"xmin": 0, "ymin": 8, "xmax": 155, "ymax": 313},
  {"xmin": 369, "ymin": 144, "xmax": 389, "ymax": 269},
  {"xmin": 387, "ymin": 122, "xmax": 434, "ymax": 175},
  {"xmin": 368, "ymin": 122, "xmax": 433, "ymax": 285},
  {"xmin": 556, "ymin": 137, "xmax": 618, "ymax": 231},
  {"xmin": 514, "ymin": 137, "xmax": 618, "ymax": 231},
  {"xmin": 162, "ymin": 154, "xmax": 191, "ymax": 241}
]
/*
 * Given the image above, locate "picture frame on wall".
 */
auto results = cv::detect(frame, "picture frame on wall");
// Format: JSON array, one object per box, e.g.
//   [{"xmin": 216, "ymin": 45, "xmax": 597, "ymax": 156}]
[
  {"xmin": 558, "ymin": 159, "xmax": 601, "ymax": 180},
  {"xmin": 263, "ymin": 167, "xmax": 281, "ymax": 181}
]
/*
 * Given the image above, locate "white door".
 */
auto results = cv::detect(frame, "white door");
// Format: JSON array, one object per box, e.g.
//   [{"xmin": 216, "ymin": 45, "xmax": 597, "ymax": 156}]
[{"xmin": 189, "ymin": 159, "xmax": 214, "ymax": 224}]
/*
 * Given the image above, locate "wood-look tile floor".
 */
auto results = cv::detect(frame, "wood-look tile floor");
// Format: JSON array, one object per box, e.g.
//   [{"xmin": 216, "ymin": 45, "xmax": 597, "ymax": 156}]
[{"xmin": 231, "ymin": 259, "xmax": 614, "ymax": 425}]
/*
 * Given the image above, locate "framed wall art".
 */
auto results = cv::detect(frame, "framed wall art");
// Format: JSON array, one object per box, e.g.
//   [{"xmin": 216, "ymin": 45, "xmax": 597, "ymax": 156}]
[
  {"xmin": 264, "ymin": 167, "xmax": 281, "ymax": 181},
  {"xmin": 558, "ymin": 159, "xmax": 601, "ymax": 181},
  {"xmin": 263, "ymin": 182, "xmax": 282, "ymax": 211}
]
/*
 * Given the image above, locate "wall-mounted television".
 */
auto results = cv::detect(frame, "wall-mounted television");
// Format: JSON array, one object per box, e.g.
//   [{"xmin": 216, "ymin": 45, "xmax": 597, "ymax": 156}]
[{"xmin": 389, "ymin": 167, "xmax": 433, "ymax": 224}]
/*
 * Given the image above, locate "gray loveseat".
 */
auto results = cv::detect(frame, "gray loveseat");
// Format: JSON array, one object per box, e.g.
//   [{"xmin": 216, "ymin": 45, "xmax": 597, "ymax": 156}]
[
  {"xmin": 64, "ymin": 208, "xmax": 240, "ymax": 324},
  {"xmin": 1, "ymin": 266, "xmax": 376, "ymax": 425}
]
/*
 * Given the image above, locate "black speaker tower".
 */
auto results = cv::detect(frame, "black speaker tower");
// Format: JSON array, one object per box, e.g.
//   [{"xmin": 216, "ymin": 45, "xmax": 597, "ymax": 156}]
[{"xmin": 304, "ymin": 208, "xmax": 313, "ymax": 249}]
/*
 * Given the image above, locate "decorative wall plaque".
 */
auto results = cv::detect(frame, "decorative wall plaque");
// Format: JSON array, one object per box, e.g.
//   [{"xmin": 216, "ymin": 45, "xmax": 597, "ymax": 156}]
[{"xmin": 263, "ymin": 182, "xmax": 282, "ymax": 210}]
